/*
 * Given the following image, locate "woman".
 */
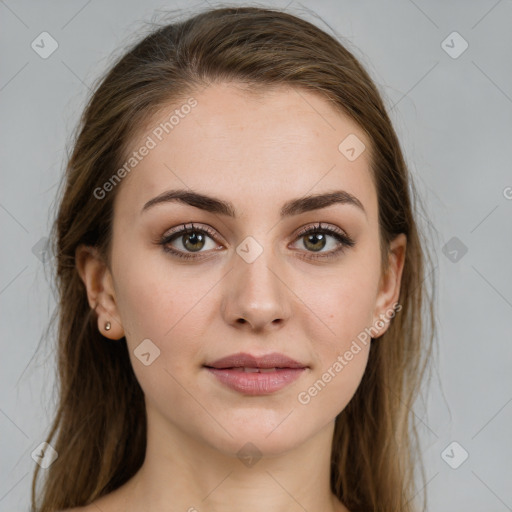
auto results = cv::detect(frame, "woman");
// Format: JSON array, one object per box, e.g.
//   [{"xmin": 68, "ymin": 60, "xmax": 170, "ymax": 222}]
[{"xmin": 32, "ymin": 6, "xmax": 435, "ymax": 512}]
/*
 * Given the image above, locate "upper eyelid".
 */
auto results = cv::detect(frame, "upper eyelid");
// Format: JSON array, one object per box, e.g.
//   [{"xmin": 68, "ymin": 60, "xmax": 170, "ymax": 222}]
[
  {"xmin": 163, "ymin": 223, "xmax": 223, "ymax": 243},
  {"xmin": 163, "ymin": 222, "xmax": 350, "ymax": 245}
]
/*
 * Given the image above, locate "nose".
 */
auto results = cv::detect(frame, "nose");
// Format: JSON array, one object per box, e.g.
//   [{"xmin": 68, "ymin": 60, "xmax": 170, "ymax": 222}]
[{"xmin": 221, "ymin": 243, "xmax": 291, "ymax": 333}]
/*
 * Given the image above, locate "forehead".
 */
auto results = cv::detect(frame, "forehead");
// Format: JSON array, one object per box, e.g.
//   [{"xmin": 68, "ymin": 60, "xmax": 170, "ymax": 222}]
[{"xmin": 114, "ymin": 82, "xmax": 377, "ymax": 222}]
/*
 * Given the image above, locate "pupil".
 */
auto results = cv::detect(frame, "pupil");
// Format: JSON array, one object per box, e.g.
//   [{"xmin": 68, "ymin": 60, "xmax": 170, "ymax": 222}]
[
  {"xmin": 184, "ymin": 232, "xmax": 204, "ymax": 252},
  {"xmin": 306, "ymin": 233, "xmax": 325, "ymax": 252}
]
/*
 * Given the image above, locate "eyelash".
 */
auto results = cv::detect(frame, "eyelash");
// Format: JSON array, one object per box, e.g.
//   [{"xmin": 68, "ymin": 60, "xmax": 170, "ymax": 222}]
[{"xmin": 158, "ymin": 222, "xmax": 355, "ymax": 261}]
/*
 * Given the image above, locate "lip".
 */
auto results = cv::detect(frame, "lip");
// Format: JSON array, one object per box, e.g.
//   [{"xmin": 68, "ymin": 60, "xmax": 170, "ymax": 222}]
[
  {"xmin": 206, "ymin": 367, "xmax": 306, "ymax": 395},
  {"xmin": 205, "ymin": 352, "xmax": 307, "ymax": 370},
  {"xmin": 203, "ymin": 352, "xmax": 308, "ymax": 396}
]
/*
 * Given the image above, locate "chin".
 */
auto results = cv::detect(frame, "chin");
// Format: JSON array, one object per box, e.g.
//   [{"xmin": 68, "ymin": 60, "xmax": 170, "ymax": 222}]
[{"xmin": 199, "ymin": 413, "xmax": 317, "ymax": 459}]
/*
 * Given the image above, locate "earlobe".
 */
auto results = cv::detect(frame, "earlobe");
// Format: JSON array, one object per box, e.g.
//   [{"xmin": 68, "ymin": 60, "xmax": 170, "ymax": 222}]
[
  {"xmin": 372, "ymin": 233, "xmax": 407, "ymax": 338},
  {"xmin": 75, "ymin": 244, "xmax": 125, "ymax": 340}
]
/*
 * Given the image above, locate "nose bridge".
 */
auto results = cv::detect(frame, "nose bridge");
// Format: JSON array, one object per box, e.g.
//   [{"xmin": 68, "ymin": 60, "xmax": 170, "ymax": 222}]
[
  {"xmin": 239, "ymin": 239, "xmax": 279, "ymax": 293},
  {"xmin": 222, "ymin": 234, "xmax": 290, "ymax": 329},
  {"xmin": 236, "ymin": 236, "xmax": 283, "ymax": 303}
]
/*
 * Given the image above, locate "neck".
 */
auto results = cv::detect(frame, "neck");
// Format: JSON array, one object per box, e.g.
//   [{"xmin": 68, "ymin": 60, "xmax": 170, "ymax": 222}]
[{"xmin": 112, "ymin": 403, "xmax": 348, "ymax": 512}]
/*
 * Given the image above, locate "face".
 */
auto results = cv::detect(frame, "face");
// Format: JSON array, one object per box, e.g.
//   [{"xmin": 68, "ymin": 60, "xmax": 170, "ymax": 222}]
[{"xmin": 79, "ymin": 82, "xmax": 406, "ymax": 457}]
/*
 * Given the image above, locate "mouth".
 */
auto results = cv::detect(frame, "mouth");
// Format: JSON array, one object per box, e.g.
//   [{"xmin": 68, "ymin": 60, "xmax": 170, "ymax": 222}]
[
  {"xmin": 205, "ymin": 366, "xmax": 292, "ymax": 372},
  {"xmin": 204, "ymin": 351, "xmax": 308, "ymax": 370},
  {"xmin": 204, "ymin": 367, "xmax": 307, "ymax": 395},
  {"xmin": 203, "ymin": 352, "xmax": 308, "ymax": 395}
]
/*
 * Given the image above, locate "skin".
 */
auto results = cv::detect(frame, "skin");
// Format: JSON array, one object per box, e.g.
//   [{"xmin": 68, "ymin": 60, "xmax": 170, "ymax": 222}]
[{"xmin": 74, "ymin": 82, "xmax": 406, "ymax": 512}]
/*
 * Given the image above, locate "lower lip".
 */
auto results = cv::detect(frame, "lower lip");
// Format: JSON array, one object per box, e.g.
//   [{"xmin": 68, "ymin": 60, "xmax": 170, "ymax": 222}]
[{"xmin": 205, "ymin": 367, "xmax": 306, "ymax": 395}]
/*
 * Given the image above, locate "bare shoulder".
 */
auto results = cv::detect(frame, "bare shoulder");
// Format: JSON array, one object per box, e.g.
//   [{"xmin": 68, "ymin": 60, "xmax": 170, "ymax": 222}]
[
  {"xmin": 334, "ymin": 498, "xmax": 352, "ymax": 512},
  {"xmin": 59, "ymin": 487, "xmax": 129, "ymax": 512},
  {"xmin": 58, "ymin": 496, "xmax": 115, "ymax": 512},
  {"xmin": 58, "ymin": 506, "xmax": 101, "ymax": 512}
]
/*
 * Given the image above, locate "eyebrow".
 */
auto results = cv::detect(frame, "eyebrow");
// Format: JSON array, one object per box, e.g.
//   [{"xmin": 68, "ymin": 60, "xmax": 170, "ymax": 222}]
[{"xmin": 141, "ymin": 188, "xmax": 367, "ymax": 219}]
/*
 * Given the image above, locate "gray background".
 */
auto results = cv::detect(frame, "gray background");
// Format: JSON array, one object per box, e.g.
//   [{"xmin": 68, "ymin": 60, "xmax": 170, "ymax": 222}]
[{"xmin": 1, "ymin": 0, "xmax": 511, "ymax": 510}]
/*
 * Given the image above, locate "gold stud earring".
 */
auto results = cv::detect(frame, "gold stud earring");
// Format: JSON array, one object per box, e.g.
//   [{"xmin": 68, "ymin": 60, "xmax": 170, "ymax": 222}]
[{"xmin": 105, "ymin": 321, "xmax": 111, "ymax": 331}]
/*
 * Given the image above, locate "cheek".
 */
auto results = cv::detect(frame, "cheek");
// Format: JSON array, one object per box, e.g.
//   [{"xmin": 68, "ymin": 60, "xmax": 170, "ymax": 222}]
[
  {"xmin": 112, "ymin": 235, "xmax": 197, "ymax": 339},
  {"xmin": 288, "ymin": 254, "xmax": 379, "ymax": 414},
  {"xmin": 296, "ymin": 342, "xmax": 370, "ymax": 428},
  {"xmin": 293, "ymin": 257, "xmax": 380, "ymax": 352},
  {"xmin": 112, "ymin": 243, "xmax": 216, "ymax": 381}
]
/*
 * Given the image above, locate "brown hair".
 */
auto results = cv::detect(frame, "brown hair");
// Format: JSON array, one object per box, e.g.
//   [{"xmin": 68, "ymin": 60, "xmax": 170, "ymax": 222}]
[{"xmin": 31, "ymin": 5, "xmax": 436, "ymax": 511}]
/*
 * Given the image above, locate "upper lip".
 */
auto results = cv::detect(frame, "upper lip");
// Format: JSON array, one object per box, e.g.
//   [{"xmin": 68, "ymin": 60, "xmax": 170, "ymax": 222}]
[{"xmin": 204, "ymin": 352, "xmax": 307, "ymax": 369}]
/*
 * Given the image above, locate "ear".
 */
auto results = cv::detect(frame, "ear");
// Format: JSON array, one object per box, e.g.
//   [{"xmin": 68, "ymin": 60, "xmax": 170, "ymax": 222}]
[
  {"xmin": 75, "ymin": 244, "xmax": 125, "ymax": 340},
  {"xmin": 371, "ymin": 233, "xmax": 407, "ymax": 339}
]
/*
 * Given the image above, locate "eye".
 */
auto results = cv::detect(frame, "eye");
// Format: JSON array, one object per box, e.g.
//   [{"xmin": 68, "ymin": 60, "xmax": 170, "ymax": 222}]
[
  {"xmin": 290, "ymin": 222, "xmax": 355, "ymax": 260},
  {"xmin": 158, "ymin": 223, "xmax": 221, "ymax": 260},
  {"xmin": 158, "ymin": 222, "xmax": 355, "ymax": 261}
]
